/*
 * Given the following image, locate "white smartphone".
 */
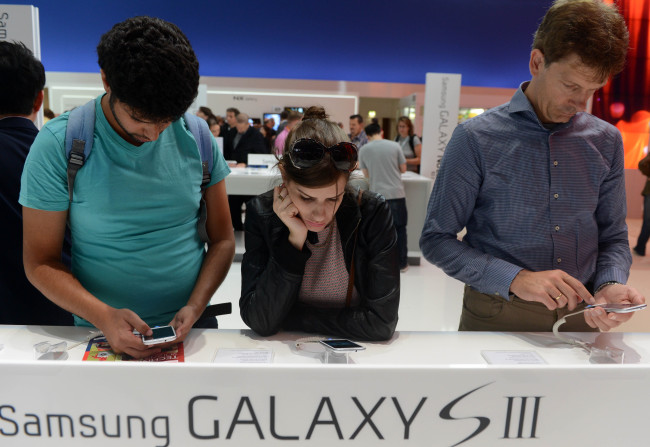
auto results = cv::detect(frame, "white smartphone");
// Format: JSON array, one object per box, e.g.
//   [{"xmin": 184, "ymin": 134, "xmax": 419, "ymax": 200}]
[
  {"xmin": 142, "ymin": 326, "xmax": 177, "ymax": 345},
  {"xmin": 586, "ymin": 303, "xmax": 647, "ymax": 313},
  {"xmin": 319, "ymin": 339, "xmax": 365, "ymax": 352}
]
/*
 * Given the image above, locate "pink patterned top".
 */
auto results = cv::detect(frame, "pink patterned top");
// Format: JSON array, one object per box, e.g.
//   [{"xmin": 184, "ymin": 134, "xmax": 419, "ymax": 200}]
[{"xmin": 299, "ymin": 219, "xmax": 359, "ymax": 307}]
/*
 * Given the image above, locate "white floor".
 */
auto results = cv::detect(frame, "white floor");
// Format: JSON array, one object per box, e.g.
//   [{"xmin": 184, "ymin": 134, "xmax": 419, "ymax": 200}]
[{"xmin": 212, "ymin": 219, "xmax": 650, "ymax": 333}]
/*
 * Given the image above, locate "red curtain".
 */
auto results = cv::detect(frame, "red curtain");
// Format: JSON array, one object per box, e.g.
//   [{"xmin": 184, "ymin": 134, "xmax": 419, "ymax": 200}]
[{"xmin": 592, "ymin": 0, "xmax": 650, "ymax": 168}]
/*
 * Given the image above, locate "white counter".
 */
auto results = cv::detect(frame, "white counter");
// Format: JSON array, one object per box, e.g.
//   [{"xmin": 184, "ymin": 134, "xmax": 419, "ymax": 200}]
[
  {"xmin": 1, "ymin": 325, "xmax": 646, "ymax": 364},
  {"xmin": 0, "ymin": 326, "xmax": 648, "ymax": 446}
]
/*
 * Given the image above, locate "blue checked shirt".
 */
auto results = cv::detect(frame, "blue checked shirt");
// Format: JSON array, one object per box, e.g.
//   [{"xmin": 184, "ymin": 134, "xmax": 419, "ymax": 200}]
[
  {"xmin": 420, "ymin": 84, "xmax": 631, "ymax": 299},
  {"xmin": 350, "ymin": 130, "xmax": 368, "ymax": 149}
]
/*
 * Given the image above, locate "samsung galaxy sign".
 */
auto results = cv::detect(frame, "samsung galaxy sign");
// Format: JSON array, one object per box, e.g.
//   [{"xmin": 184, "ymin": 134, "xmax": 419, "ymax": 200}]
[
  {"xmin": 0, "ymin": 363, "xmax": 636, "ymax": 446},
  {"xmin": 0, "ymin": 383, "xmax": 542, "ymax": 446},
  {"xmin": 421, "ymin": 73, "xmax": 461, "ymax": 182}
]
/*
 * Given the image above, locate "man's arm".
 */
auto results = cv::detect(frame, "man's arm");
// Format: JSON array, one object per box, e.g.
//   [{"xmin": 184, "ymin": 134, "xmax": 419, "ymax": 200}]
[
  {"xmin": 419, "ymin": 124, "xmax": 589, "ymax": 311},
  {"xmin": 169, "ymin": 179, "xmax": 235, "ymax": 338},
  {"xmin": 420, "ymin": 125, "xmax": 520, "ymax": 295},
  {"xmin": 399, "ymin": 163, "xmax": 407, "ymax": 173},
  {"xmin": 592, "ymin": 131, "xmax": 633, "ymax": 289},
  {"xmin": 22, "ymin": 207, "xmax": 159, "ymax": 358},
  {"xmin": 582, "ymin": 131, "xmax": 644, "ymax": 330}
]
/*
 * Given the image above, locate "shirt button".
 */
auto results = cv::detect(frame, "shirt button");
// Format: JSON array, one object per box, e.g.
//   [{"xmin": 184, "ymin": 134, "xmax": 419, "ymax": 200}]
[
  {"xmin": 557, "ymin": 258, "xmax": 562, "ymax": 263},
  {"xmin": 555, "ymin": 225, "xmax": 560, "ymax": 231},
  {"xmin": 554, "ymin": 193, "xmax": 559, "ymax": 199},
  {"xmin": 495, "ymin": 292, "xmax": 500, "ymax": 296},
  {"xmin": 553, "ymin": 160, "xmax": 559, "ymax": 166}
]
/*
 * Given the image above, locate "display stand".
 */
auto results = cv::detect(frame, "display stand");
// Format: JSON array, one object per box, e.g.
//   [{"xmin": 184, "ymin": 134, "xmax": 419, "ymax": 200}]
[
  {"xmin": 323, "ymin": 350, "xmax": 351, "ymax": 364},
  {"xmin": 552, "ymin": 310, "xmax": 625, "ymax": 363}
]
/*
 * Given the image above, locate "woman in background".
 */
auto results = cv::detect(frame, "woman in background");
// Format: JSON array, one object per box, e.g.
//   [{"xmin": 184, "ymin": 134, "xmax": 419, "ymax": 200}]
[
  {"xmin": 395, "ymin": 116, "xmax": 422, "ymax": 173},
  {"xmin": 206, "ymin": 115, "xmax": 220, "ymax": 139},
  {"xmin": 240, "ymin": 106, "xmax": 400, "ymax": 341}
]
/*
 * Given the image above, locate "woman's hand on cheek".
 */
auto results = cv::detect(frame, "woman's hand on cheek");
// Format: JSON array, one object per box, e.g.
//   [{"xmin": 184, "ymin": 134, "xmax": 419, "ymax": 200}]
[{"xmin": 273, "ymin": 185, "xmax": 308, "ymax": 250}]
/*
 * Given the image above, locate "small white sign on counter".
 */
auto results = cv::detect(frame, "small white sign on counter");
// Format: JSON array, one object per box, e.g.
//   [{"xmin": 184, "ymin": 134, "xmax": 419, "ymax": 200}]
[
  {"xmin": 213, "ymin": 348, "xmax": 273, "ymax": 364},
  {"xmin": 481, "ymin": 350, "xmax": 546, "ymax": 365}
]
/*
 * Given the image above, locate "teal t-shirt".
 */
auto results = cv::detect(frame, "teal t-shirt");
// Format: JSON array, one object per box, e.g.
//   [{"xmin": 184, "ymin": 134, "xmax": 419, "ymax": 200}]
[{"xmin": 19, "ymin": 96, "xmax": 230, "ymax": 326}]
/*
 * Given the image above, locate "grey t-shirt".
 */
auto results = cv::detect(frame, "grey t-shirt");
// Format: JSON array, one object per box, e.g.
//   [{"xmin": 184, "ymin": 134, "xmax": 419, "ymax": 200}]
[
  {"xmin": 397, "ymin": 135, "xmax": 421, "ymax": 158},
  {"xmin": 359, "ymin": 139, "xmax": 406, "ymax": 200},
  {"xmin": 397, "ymin": 135, "xmax": 421, "ymax": 172}
]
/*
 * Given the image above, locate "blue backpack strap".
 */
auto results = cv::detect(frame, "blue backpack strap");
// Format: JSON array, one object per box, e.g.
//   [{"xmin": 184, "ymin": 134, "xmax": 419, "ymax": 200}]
[
  {"xmin": 184, "ymin": 112, "xmax": 213, "ymax": 244},
  {"xmin": 184, "ymin": 112, "xmax": 213, "ymax": 174},
  {"xmin": 65, "ymin": 100, "xmax": 96, "ymax": 202}
]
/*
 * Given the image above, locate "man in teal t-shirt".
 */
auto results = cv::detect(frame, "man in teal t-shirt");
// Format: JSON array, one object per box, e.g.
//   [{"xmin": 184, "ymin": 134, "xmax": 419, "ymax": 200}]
[{"xmin": 20, "ymin": 17, "xmax": 235, "ymax": 359}]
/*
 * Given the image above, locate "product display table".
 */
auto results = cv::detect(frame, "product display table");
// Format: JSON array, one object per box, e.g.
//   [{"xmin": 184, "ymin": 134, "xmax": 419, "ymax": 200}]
[
  {"xmin": 225, "ymin": 168, "xmax": 433, "ymax": 257},
  {"xmin": 0, "ymin": 326, "xmax": 648, "ymax": 446}
]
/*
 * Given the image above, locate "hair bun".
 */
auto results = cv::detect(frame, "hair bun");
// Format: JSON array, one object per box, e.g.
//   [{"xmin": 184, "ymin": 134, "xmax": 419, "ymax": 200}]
[{"xmin": 302, "ymin": 106, "xmax": 329, "ymax": 121}]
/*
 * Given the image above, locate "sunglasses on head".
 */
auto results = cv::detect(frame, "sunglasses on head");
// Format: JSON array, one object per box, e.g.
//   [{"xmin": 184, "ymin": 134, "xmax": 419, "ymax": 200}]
[{"xmin": 288, "ymin": 138, "xmax": 358, "ymax": 172}]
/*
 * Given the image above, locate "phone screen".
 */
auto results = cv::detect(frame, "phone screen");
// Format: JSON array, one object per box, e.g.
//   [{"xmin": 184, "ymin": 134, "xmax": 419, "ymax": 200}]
[
  {"xmin": 319, "ymin": 339, "xmax": 365, "ymax": 351},
  {"xmin": 142, "ymin": 326, "xmax": 176, "ymax": 342}
]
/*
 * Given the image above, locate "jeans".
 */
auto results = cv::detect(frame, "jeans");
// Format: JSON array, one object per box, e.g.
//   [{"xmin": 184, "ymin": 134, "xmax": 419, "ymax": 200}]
[
  {"xmin": 635, "ymin": 194, "xmax": 650, "ymax": 256},
  {"xmin": 459, "ymin": 285, "xmax": 598, "ymax": 332},
  {"xmin": 386, "ymin": 198, "xmax": 408, "ymax": 269}
]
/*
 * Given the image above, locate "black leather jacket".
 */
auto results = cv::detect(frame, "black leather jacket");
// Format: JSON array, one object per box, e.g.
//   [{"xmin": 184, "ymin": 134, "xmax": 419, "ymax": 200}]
[{"xmin": 240, "ymin": 189, "xmax": 400, "ymax": 340}]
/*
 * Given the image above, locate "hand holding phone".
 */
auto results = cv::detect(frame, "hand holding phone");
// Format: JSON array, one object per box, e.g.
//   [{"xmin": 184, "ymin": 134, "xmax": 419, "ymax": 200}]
[
  {"xmin": 319, "ymin": 339, "xmax": 365, "ymax": 352},
  {"xmin": 142, "ymin": 326, "xmax": 177, "ymax": 345},
  {"xmin": 586, "ymin": 303, "xmax": 647, "ymax": 314}
]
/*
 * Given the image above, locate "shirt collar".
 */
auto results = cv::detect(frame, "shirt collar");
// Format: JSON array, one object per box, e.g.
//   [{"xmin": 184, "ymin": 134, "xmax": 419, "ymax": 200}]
[
  {"xmin": 0, "ymin": 116, "xmax": 37, "ymax": 129},
  {"xmin": 0, "ymin": 115, "xmax": 33, "ymax": 122},
  {"xmin": 508, "ymin": 81, "xmax": 575, "ymax": 132},
  {"xmin": 508, "ymin": 82, "xmax": 535, "ymax": 115}
]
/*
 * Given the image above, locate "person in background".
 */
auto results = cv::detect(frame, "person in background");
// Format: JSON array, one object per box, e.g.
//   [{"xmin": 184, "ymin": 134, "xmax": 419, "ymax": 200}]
[
  {"xmin": 0, "ymin": 41, "xmax": 73, "ymax": 326},
  {"xmin": 230, "ymin": 113, "xmax": 266, "ymax": 167},
  {"xmin": 196, "ymin": 106, "xmax": 213, "ymax": 121},
  {"xmin": 20, "ymin": 17, "xmax": 235, "ymax": 357},
  {"xmin": 261, "ymin": 118, "xmax": 276, "ymax": 152},
  {"xmin": 395, "ymin": 116, "xmax": 422, "ymax": 173},
  {"xmin": 359, "ymin": 122, "xmax": 408, "ymax": 272},
  {"xmin": 240, "ymin": 106, "xmax": 400, "ymax": 340},
  {"xmin": 420, "ymin": 0, "xmax": 644, "ymax": 332},
  {"xmin": 348, "ymin": 114, "xmax": 368, "ymax": 149},
  {"xmin": 276, "ymin": 109, "xmax": 289, "ymax": 135},
  {"xmin": 263, "ymin": 117, "xmax": 276, "ymax": 136},
  {"xmin": 273, "ymin": 110, "xmax": 303, "ymax": 156},
  {"xmin": 633, "ymin": 153, "xmax": 650, "ymax": 256},
  {"xmin": 207, "ymin": 114, "xmax": 220, "ymax": 138},
  {"xmin": 221, "ymin": 107, "xmax": 240, "ymax": 159},
  {"xmin": 227, "ymin": 113, "xmax": 267, "ymax": 231},
  {"xmin": 43, "ymin": 107, "xmax": 56, "ymax": 122}
]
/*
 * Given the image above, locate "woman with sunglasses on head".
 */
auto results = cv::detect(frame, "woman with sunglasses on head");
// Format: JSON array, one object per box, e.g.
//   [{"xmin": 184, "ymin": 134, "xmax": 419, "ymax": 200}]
[{"xmin": 240, "ymin": 106, "xmax": 400, "ymax": 341}]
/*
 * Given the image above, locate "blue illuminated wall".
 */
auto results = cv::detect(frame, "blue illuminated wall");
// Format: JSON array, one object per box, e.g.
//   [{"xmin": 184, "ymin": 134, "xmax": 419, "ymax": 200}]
[{"xmin": 6, "ymin": 0, "xmax": 552, "ymax": 87}]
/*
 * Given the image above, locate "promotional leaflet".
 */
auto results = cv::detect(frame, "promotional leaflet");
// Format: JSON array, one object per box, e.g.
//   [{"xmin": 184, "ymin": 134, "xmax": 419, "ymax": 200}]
[{"xmin": 82, "ymin": 335, "xmax": 184, "ymax": 362}]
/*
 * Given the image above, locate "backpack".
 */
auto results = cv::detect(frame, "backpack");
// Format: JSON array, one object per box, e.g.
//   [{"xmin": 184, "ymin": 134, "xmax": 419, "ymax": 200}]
[
  {"xmin": 395, "ymin": 134, "xmax": 418, "ymax": 152},
  {"xmin": 64, "ymin": 100, "xmax": 214, "ymax": 243}
]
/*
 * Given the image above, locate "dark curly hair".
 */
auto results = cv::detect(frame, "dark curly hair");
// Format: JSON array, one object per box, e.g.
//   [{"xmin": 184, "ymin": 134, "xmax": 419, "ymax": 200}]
[
  {"xmin": 97, "ymin": 16, "xmax": 199, "ymax": 122},
  {"xmin": 0, "ymin": 41, "xmax": 45, "ymax": 116},
  {"xmin": 533, "ymin": 0, "xmax": 629, "ymax": 81}
]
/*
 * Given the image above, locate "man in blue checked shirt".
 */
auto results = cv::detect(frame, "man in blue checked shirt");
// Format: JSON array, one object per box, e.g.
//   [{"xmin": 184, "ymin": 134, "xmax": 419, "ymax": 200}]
[{"xmin": 420, "ymin": 0, "xmax": 645, "ymax": 332}]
